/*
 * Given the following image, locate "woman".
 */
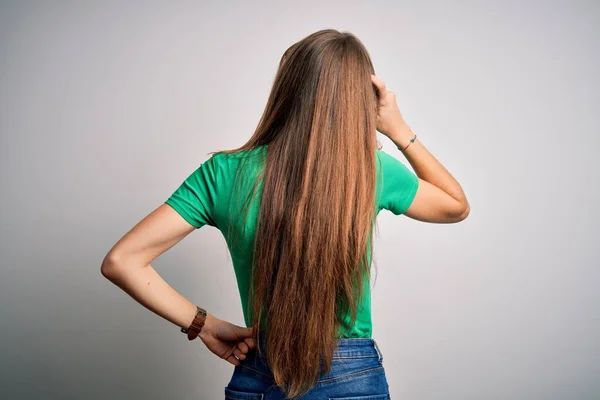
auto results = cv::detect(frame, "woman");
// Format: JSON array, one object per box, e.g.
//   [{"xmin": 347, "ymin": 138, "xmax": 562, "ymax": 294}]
[{"xmin": 101, "ymin": 29, "xmax": 469, "ymax": 400}]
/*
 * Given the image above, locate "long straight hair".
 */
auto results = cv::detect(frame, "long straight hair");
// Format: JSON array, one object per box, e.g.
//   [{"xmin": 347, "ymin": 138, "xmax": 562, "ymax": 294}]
[{"xmin": 214, "ymin": 29, "xmax": 381, "ymax": 399}]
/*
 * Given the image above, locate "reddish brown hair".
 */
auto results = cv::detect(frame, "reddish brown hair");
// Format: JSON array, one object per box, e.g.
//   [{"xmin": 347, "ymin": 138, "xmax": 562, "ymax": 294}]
[{"xmin": 215, "ymin": 29, "xmax": 381, "ymax": 398}]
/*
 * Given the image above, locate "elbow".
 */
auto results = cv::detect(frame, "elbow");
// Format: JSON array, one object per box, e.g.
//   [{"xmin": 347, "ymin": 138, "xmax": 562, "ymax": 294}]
[
  {"xmin": 101, "ymin": 252, "xmax": 124, "ymax": 280},
  {"xmin": 444, "ymin": 200, "xmax": 470, "ymax": 223},
  {"xmin": 455, "ymin": 202, "xmax": 470, "ymax": 222}
]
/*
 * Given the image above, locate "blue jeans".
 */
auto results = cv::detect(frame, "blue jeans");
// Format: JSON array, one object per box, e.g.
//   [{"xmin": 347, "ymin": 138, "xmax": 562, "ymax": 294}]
[{"xmin": 224, "ymin": 336, "xmax": 391, "ymax": 399}]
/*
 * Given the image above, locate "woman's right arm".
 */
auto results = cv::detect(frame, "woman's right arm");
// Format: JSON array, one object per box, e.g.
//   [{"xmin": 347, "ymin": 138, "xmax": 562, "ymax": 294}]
[
  {"xmin": 391, "ymin": 122, "xmax": 470, "ymax": 223},
  {"xmin": 371, "ymin": 74, "xmax": 469, "ymax": 224}
]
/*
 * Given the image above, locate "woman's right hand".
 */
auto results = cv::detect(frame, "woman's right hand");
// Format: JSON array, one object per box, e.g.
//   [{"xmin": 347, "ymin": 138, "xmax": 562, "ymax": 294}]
[
  {"xmin": 370, "ymin": 75, "xmax": 470, "ymax": 223},
  {"xmin": 371, "ymin": 74, "xmax": 412, "ymax": 145}
]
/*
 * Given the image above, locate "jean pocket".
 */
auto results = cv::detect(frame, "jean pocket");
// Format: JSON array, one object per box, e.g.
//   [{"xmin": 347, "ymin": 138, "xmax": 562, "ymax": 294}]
[
  {"xmin": 224, "ymin": 387, "xmax": 264, "ymax": 399},
  {"xmin": 329, "ymin": 395, "xmax": 389, "ymax": 400}
]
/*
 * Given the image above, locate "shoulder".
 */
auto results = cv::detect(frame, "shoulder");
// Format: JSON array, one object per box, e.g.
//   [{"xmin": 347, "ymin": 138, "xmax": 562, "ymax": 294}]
[
  {"xmin": 204, "ymin": 147, "xmax": 267, "ymax": 183},
  {"xmin": 202, "ymin": 150, "xmax": 237, "ymax": 174},
  {"xmin": 375, "ymin": 148, "xmax": 395, "ymax": 179},
  {"xmin": 375, "ymin": 148, "xmax": 413, "ymax": 175},
  {"xmin": 375, "ymin": 148, "xmax": 398, "ymax": 166},
  {"xmin": 374, "ymin": 147, "xmax": 419, "ymax": 215},
  {"xmin": 209, "ymin": 146, "xmax": 266, "ymax": 163}
]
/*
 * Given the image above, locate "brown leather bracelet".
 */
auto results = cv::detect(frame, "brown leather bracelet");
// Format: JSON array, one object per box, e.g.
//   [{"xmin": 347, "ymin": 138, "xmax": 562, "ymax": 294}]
[{"xmin": 181, "ymin": 305, "xmax": 207, "ymax": 341}]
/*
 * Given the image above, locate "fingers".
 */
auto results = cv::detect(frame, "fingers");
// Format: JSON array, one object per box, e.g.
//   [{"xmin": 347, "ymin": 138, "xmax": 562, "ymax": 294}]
[
  {"xmin": 233, "ymin": 347, "xmax": 246, "ymax": 360},
  {"xmin": 243, "ymin": 336, "xmax": 256, "ymax": 349},
  {"xmin": 237, "ymin": 341, "xmax": 249, "ymax": 354},
  {"xmin": 227, "ymin": 340, "xmax": 251, "ymax": 364},
  {"xmin": 371, "ymin": 74, "xmax": 387, "ymax": 99},
  {"xmin": 226, "ymin": 341, "xmax": 252, "ymax": 366},
  {"xmin": 226, "ymin": 355, "xmax": 241, "ymax": 366}
]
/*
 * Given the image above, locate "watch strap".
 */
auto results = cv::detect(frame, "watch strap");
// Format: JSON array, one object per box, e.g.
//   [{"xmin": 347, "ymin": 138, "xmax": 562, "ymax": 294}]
[{"xmin": 181, "ymin": 306, "xmax": 207, "ymax": 341}]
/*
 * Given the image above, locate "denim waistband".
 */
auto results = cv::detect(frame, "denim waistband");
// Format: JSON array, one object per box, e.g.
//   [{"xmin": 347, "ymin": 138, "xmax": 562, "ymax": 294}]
[
  {"xmin": 333, "ymin": 338, "xmax": 382, "ymax": 360},
  {"xmin": 254, "ymin": 334, "xmax": 383, "ymax": 362}
]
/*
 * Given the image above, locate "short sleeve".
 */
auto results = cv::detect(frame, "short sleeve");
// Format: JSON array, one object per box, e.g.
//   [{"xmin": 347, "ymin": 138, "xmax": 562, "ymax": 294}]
[
  {"xmin": 376, "ymin": 149, "xmax": 419, "ymax": 215},
  {"xmin": 164, "ymin": 154, "xmax": 219, "ymax": 229}
]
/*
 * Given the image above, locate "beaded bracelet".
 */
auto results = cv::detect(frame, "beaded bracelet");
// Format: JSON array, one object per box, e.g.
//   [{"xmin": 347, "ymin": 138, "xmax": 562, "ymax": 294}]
[{"xmin": 400, "ymin": 134, "xmax": 417, "ymax": 152}]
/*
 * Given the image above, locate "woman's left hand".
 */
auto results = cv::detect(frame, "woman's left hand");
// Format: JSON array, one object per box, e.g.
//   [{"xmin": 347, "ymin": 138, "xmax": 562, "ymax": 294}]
[{"xmin": 198, "ymin": 312, "xmax": 256, "ymax": 366}]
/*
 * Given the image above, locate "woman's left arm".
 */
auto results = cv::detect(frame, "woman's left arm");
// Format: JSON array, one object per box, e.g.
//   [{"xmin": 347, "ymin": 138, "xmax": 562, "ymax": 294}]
[{"xmin": 100, "ymin": 203, "xmax": 254, "ymax": 365}]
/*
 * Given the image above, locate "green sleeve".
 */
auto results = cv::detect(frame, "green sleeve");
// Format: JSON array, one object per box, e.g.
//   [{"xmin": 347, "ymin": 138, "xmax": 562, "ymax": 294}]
[
  {"xmin": 164, "ymin": 154, "xmax": 219, "ymax": 228},
  {"xmin": 376, "ymin": 149, "xmax": 419, "ymax": 215}
]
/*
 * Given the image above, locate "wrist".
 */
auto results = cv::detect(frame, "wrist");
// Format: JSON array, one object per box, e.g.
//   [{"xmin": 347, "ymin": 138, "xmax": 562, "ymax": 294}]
[
  {"xmin": 389, "ymin": 123, "xmax": 414, "ymax": 148},
  {"xmin": 198, "ymin": 312, "xmax": 217, "ymax": 340},
  {"xmin": 181, "ymin": 305, "xmax": 208, "ymax": 341}
]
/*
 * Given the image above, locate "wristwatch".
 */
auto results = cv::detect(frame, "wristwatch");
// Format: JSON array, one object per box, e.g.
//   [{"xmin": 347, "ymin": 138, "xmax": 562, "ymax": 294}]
[{"xmin": 181, "ymin": 305, "xmax": 207, "ymax": 341}]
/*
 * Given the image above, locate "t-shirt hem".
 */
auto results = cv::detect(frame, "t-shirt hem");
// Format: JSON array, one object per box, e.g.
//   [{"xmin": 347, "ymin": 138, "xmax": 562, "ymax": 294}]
[
  {"xmin": 399, "ymin": 174, "xmax": 420, "ymax": 214},
  {"xmin": 164, "ymin": 200, "xmax": 201, "ymax": 229}
]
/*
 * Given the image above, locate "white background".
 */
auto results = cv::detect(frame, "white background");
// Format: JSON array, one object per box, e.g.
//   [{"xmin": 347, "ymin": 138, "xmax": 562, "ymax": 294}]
[{"xmin": 1, "ymin": 1, "xmax": 598, "ymax": 399}]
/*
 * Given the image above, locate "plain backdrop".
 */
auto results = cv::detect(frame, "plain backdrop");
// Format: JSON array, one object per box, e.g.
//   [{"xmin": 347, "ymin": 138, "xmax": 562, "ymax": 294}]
[{"xmin": 1, "ymin": 1, "xmax": 598, "ymax": 399}]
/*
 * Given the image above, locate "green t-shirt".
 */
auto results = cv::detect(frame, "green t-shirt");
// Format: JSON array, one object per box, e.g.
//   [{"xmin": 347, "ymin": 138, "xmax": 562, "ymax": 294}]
[{"xmin": 165, "ymin": 145, "xmax": 419, "ymax": 338}]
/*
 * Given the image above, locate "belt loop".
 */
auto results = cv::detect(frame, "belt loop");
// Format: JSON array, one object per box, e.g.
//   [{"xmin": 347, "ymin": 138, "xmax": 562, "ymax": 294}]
[{"xmin": 373, "ymin": 339, "xmax": 383, "ymax": 363}]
